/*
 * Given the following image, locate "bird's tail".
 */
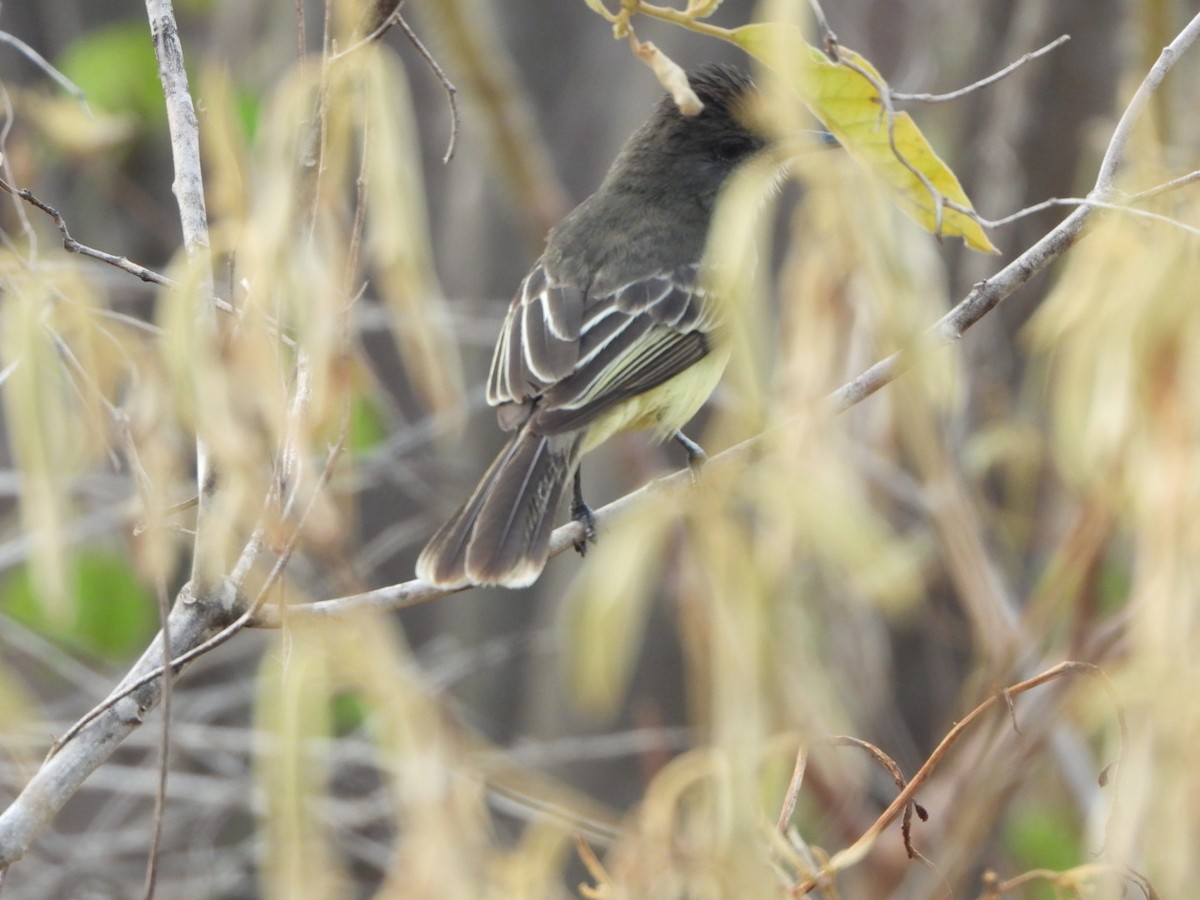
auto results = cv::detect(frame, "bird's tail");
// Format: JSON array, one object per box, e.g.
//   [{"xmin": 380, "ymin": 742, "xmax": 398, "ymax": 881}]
[{"xmin": 416, "ymin": 425, "xmax": 582, "ymax": 589}]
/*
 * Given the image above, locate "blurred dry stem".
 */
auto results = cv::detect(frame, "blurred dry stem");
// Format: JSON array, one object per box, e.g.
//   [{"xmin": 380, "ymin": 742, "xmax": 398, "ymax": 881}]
[
  {"xmin": 794, "ymin": 662, "xmax": 1124, "ymax": 894},
  {"xmin": 0, "ymin": 1, "xmax": 1198, "ymax": 896},
  {"xmin": 629, "ymin": 35, "xmax": 704, "ymax": 114},
  {"xmin": 976, "ymin": 863, "xmax": 1156, "ymax": 899},
  {"xmin": 0, "ymin": 1, "xmax": 469, "ymax": 873}
]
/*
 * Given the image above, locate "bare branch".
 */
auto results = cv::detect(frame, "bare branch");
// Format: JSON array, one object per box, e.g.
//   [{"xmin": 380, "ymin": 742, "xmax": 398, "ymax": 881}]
[
  {"xmin": 394, "ymin": 13, "xmax": 460, "ymax": 164},
  {"xmin": 0, "ymin": 29, "xmax": 89, "ymax": 106},
  {"xmin": 893, "ymin": 35, "xmax": 1070, "ymax": 103},
  {"xmin": 141, "ymin": 574, "xmax": 172, "ymax": 900},
  {"xmin": 145, "ymin": 4, "xmax": 209, "ymax": 262},
  {"xmin": 144, "ymin": 0, "xmax": 221, "ymax": 594},
  {"xmin": 792, "ymin": 662, "xmax": 1125, "ymax": 894},
  {"xmin": 0, "ymin": 177, "xmax": 173, "ymax": 285},
  {"xmin": 329, "ymin": 0, "xmax": 408, "ymax": 59},
  {"xmin": 1127, "ymin": 168, "xmax": 1200, "ymax": 202},
  {"xmin": 328, "ymin": 1, "xmax": 460, "ymax": 164},
  {"xmin": 807, "ymin": 0, "xmax": 839, "ymax": 60},
  {"xmin": 981, "ymin": 194, "xmax": 1200, "ymax": 237},
  {"xmin": 257, "ymin": 13, "xmax": 1200, "ymax": 626},
  {"xmin": 0, "ymin": 597, "xmax": 226, "ymax": 868}
]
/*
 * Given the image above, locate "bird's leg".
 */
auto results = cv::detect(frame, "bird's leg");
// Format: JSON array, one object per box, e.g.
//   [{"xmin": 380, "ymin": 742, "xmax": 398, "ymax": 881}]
[
  {"xmin": 571, "ymin": 468, "xmax": 597, "ymax": 556},
  {"xmin": 673, "ymin": 430, "xmax": 707, "ymax": 480}
]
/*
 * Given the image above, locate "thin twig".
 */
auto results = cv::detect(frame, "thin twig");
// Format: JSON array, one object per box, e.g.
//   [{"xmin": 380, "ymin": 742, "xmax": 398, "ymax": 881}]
[
  {"xmin": 1126, "ymin": 168, "xmax": 1200, "ymax": 202},
  {"xmin": 394, "ymin": 13, "xmax": 460, "ymax": 163},
  {"xmin": 826, "ymin": 736, "xmax": 927, "ymax": 858},
  {"xmin": 328, "ymin": 0, "xmax": 408, "ymax": 59},
  {"xmin": 141, "ymin": 573, "xmax": 171, "ymax": 900},
  {"xmin": 776, "ymin": 743, "xmax": 809, "ymax": 832},
  {"xmin": 977, "ymin": 864, "xmax": 1155, "ymax": 900},
  {"xmin": 0, "ymin": 85, "xmax": 37, "ymax": 256},
  {"xmin": 0, "ymin": 177, "xmax": 174, "ymax": 285},
  {"xmin": 0, "ymin": 29, "xmax": 90, "ymax": 106},
  {"xmin": 329, "ymin": 0, "xmax": 461, "ymax": 163},
  {"xmin": 255, "ymin": 8, "xmax": 1200, "ymax": 625},
  {"xmin": 835, "ymin": 53, "xmax": 950, "ymax": 239},
  {"xmin": 806, "ymin": 0, "xmax": 839, "ymax": 60},
  {"xmin": 981, "ymin": 195, "xmax": 1200, "ymax": 236},
  {"xmin": 791, "ymin": 662, "xmax": 1125, "ymax": 895},
  {"xmin": 893, "ymin": 35, "xmax": 1070, "ymax": 103},
  {"xmin": 108, "ymin": 403, "xmax": 176, "ymax": 900}
]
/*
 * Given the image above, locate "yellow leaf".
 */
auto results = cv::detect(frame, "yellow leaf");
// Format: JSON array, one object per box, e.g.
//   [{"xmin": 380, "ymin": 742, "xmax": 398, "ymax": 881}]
[
  {"xmin": 730, "ymin": 23, "xmax": 998, "ymax": 253},
  {"xmin": 583, "ymin": 0, "xmax": 613, "ymax": 19}
]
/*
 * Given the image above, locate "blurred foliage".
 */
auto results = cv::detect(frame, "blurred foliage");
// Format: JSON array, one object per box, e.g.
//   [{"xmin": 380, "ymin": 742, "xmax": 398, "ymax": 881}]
[
  {"xmin": 348, "ymin": 384, "xmax": 388, "ymax": 456},
  {"xmin": 0, "ymin": 0, "xmax": 1197, "ymax": 897},
  {"xmin": 57, "ymin": 21, "xmax": 165, "ymax": 123},
  {"xmin": 0, "ymin": 552, "xmax": 156, "ymax": 660},
  {"xmin": 1002, "ymin": 801, "xmax": 1081, "ymax": 899}
]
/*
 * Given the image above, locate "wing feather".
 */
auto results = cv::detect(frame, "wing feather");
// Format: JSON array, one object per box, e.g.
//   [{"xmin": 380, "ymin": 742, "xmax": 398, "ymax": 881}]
[{"xmin": 486, "ymin": 261, "xmax": 713, "ymax": 434}]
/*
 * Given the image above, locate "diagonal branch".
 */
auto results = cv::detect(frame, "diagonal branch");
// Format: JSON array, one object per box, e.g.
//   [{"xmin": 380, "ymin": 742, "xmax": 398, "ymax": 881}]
[
  {"xmin": 0, "ymin": 594, "xmax": 232, "ymax": 867},
  {"xmin": 0, "ymin": 3, "xmax": 1197, "ymax": 882},
  {"xmin": 0, "ymin": 176, "xmax": 173, "ymax": 285},
  {"xmin": 0, "ymin": 29, "xmax": 89, "ymax": 106},
  {"xmin": 251, "ymin": 6, "xmax": 1200, "ymax": 623}
]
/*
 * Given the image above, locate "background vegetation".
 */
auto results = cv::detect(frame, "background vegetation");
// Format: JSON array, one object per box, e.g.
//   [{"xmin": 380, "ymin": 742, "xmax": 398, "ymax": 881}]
[{"xmin": 0, "ymin": 0, "xmax": 1197, "ymax": 897}]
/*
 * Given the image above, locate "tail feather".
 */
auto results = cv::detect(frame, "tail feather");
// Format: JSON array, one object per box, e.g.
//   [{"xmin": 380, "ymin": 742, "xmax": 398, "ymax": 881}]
[{"xmin": 416, "ymin": 426, "xmax": 581, "ymax": 588}]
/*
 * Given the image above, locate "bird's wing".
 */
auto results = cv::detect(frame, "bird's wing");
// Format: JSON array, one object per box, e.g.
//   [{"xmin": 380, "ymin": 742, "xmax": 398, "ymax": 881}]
[
  {"xmin": 486, "ymin": 264, "xmax": 584, "ymax": 408},
  {"xmin": 485, "ymin": 263, "xmax": 712, "ymax": 433}
]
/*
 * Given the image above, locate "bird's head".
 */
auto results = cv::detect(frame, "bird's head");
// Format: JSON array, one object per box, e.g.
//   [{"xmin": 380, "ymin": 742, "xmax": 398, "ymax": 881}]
[{"xmin": 605, "ymin": 64, "xmax": 767, "ymax": 212}]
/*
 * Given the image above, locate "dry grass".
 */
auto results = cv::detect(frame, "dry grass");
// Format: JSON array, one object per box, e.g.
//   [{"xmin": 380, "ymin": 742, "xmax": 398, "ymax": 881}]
[{"xmin": 0, "ymin": 1, "xmax": 1197, "ymax": 898}]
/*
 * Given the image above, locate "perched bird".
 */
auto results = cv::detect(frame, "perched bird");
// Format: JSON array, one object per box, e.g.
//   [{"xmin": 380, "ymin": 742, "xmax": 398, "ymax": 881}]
[{"xmin": 417, "ymin": 64, "xmax": 765, "ymax": 589}]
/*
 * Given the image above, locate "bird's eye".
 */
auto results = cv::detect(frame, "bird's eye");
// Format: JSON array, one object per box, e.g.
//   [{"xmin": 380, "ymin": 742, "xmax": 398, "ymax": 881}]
[{"xmin": 714, "ymin": 135, "xmax": 756, "ymax": 162}]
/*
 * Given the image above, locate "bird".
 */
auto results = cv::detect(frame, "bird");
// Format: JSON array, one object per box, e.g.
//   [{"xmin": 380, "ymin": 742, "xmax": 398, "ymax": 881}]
[{"xmin": 417, "ymin": 63, "xmax": 766, "ymax": 589}]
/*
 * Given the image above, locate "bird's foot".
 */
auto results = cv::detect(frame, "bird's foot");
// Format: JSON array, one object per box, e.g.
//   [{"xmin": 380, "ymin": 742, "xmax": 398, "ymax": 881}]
[
  {"xmin": 673, "ymin": 430, "xmax": 708, "ymax": 481},
  {"xmin": 571, "ymin": 500, "xmax": 597, "ymax": 556}
]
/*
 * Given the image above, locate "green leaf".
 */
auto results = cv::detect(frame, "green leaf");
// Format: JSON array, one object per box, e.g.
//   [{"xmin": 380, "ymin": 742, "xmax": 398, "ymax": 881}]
[
  {"xmin": 1, "ymin": 551, "xmax": 157, "ymax": 660},
  {"xmin": 730, "ymin": 23, "xmax": 998, "ymax": 253},
  {"xmin": 348, "ymin": 387, "xmax": 387, "ymax": 456},
  {"xmin": 1003, "ymin": 802, "xmax": 1081, "ymax": 897},
  {"xmin": 233, "ymin": 86, "xmax": 261, "ymax": 143},
  {"xmin": 330, "ymin": 690, "xmax": 368, "ymax": 736},
  {"xmin": 57, "ymin": 21, "xmax": 164, "ymax": 123}
]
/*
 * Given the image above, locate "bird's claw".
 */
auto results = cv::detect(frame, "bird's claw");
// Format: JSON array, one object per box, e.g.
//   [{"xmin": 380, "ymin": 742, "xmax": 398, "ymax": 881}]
[
  {"xmin": 571, "ymin": 501, "xmax": 597, "ymax": 556},
  {"xmin": 673, "ymin": 430, "xmax": 708, "ymax": 482}
]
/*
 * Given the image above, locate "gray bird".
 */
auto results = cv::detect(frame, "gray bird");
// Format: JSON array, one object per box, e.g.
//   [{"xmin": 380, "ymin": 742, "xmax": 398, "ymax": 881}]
[{"xmin": 417, "ymin": 64, "xmax": 765, "ymax": 589}]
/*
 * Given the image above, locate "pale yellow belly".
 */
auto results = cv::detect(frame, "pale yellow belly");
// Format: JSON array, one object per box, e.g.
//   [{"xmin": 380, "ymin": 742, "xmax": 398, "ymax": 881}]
[{"xmin": 578, "ymin": 343, "xmax": 732, "ymax": 454}]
